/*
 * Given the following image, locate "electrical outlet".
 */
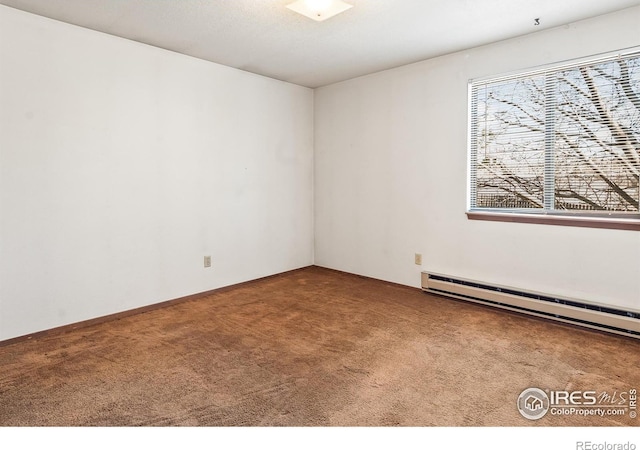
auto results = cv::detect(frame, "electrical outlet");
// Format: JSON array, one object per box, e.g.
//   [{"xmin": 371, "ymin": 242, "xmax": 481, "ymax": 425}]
[
  {"xmin": 204, "ymin": 256, "xmax": 212, "ymax": 268},
  {"xmin": 414, "ymin": 253, "xmax": 422, "ymax": 265}
]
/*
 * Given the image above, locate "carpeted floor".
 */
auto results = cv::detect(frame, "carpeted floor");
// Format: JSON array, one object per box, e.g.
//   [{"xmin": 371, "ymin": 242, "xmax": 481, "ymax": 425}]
[{"xmin": 0, "ymin": 266, "xmax": 638, "ymax": 426}]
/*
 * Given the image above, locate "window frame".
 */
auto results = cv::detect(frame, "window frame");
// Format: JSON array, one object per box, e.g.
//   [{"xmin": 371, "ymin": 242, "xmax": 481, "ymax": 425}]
[{"xmin": 467, "ymin": 47, "xmax": 640, "ymax": 231}]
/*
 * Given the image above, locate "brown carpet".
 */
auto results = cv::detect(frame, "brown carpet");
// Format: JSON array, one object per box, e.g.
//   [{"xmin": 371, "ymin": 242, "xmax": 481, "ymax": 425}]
[{"xmin": 0, "ymin": 266, "xmax": 638, "ymax": 426}]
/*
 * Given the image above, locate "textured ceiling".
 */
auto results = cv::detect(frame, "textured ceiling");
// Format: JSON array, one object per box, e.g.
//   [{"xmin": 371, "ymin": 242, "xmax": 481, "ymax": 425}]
[{"xmin": 1, "ymin": 0, "xmax": 639, "ymax": 88}]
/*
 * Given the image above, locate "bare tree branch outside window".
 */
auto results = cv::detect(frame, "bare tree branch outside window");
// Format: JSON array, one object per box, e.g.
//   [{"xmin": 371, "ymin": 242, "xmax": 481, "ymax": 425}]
[{"xmin": 470, "ymin": 53, "xmax": 640, "ymax": 214}]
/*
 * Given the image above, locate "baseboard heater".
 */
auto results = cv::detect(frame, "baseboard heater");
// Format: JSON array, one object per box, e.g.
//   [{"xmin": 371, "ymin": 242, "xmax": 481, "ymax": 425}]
[{"xmin": 421, "ymin": 272, "xmax": 640, "ymax": 339}]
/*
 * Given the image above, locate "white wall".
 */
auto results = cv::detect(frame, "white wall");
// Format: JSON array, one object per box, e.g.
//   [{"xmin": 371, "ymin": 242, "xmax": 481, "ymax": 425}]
[
  {"xmin": 315, "ymin": 7, "xmax": 640, "ymax": 310},
  {"xmin": 0, "ymin": 6, "xmax": 314, "ymax": 341}
]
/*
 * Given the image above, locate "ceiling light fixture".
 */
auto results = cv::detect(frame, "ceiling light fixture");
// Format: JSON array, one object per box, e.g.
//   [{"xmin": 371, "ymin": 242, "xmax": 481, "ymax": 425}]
[{"xmin": 286, "ymin": 0, "xmax": 353, "ymax": 22}]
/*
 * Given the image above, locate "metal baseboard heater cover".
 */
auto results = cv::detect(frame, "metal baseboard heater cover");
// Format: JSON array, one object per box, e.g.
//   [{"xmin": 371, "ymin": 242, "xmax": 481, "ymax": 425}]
[{"xmin": 421, "ymin": 272, "xmax": 640, "ymax": 339}]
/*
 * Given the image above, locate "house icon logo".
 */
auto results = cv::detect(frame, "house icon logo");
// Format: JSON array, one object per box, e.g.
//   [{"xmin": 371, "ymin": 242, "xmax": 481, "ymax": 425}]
[
  {"xmin": 518, "ymin": 388, "xmax": 550, "ymax": 420},
  {"xmin": 525, "ymin": 395, "xmax": 543, "ymax": 411}
]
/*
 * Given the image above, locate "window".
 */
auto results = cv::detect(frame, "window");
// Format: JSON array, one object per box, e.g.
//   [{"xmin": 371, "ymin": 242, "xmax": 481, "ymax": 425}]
[{"xmin": 468, "ymin": 48, "xmax": 640, "ymax": 230}]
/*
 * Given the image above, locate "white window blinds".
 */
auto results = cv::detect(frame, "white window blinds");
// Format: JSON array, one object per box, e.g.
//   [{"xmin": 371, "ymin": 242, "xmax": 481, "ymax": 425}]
[{"xmin": 469, "ymin": 49, "xmax": 640, "ymax": 216}]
